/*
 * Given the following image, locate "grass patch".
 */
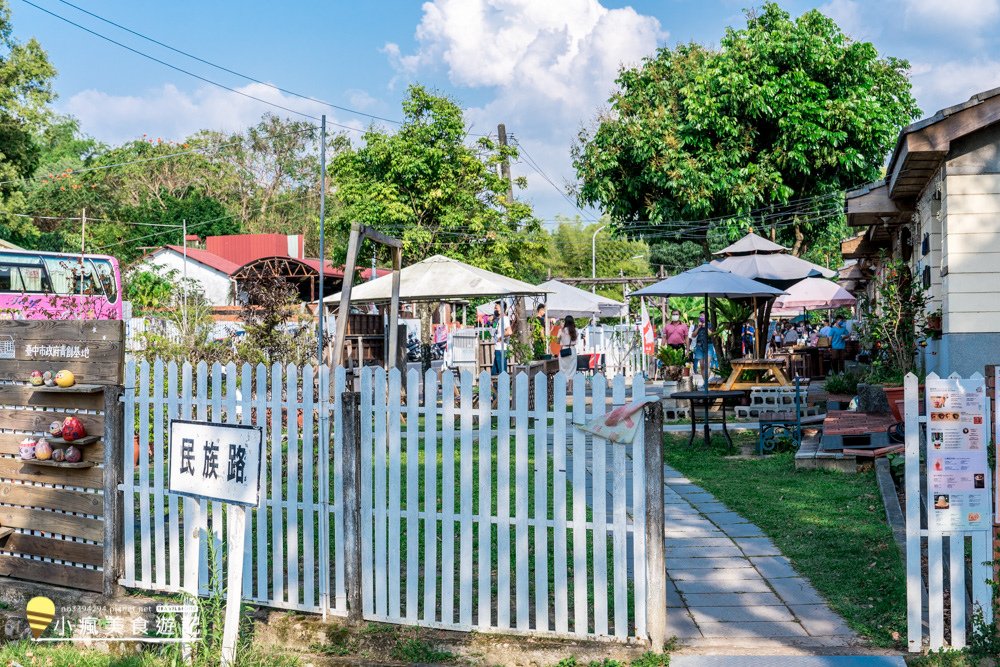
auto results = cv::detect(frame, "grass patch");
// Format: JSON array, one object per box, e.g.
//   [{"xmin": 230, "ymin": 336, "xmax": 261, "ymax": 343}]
[
  {"xmin": 664, "ymin": 432, "xmax": 906, "ymax": 648},
  {"xmin": 391, "ymin": 638, "xmax": 455, "ymax": 663},
  {"xmin": 552, "ymin": 650, "xmax": 673, "ymax": 667}
]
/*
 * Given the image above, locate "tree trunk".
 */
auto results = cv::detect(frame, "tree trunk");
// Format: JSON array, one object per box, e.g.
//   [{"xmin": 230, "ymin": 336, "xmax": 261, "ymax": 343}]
[{"xmin": 791, "ymin": 221, "xmax": 804, "ymax": 257}]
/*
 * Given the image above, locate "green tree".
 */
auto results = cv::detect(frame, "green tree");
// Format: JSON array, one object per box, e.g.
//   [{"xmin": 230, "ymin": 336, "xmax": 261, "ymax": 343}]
[
  {"xmin": 573, "ymin": 3, "xmax": 919, "ymax": 259},
  {"xmin": 548, "ymin": 218, "xmax": 650, "ymax": 278},
  {"xmin": 0, "ymin": 0, "xmax": 57, "ymax": 244},
  {"xmin": 330, "ymin": 85, "xmax": 546, "ymax": 277}
]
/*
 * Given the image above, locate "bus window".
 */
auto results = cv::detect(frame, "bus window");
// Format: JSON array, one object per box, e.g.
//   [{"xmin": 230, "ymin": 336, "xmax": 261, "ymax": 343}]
[
  {"xmin": 0, "ymin": 257, "xmax": 47, "ymax": 292},
  {"xmin": 43, "ymin": 257, "xmax": 102, "ymax": 296},
  {"xmin": 94, "ymin": 259, "xmax": 118, "ymax": 302}
]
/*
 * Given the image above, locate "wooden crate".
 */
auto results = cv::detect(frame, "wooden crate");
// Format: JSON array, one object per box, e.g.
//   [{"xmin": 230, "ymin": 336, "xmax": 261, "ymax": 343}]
[{"xmin": 0, "ymin": 320, "xmax": 123, "ymax": 595}]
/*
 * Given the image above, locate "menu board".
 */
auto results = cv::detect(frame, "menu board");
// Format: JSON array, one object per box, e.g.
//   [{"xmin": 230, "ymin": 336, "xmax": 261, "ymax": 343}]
[
  {"xmin": 996, "ymin": 366, "xmax": 1000, "ymax": 525},
  {"xmin": 926, "ymin": 376, "xmax": 991, "ymax": 532}
]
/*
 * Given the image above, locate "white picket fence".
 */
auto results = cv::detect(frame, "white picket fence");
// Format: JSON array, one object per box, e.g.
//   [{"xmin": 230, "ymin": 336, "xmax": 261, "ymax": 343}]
[
  {"xmin": 904, "ymin": 372, "xmax": 995, "ymax": 652},
  {"xmin": 122, "ymin": 360, "xmax": 341, "ymax": 614},
  {"xmin": 122, "ymin": 360, "xmax": 654, "ymax": 640},
  {"xmin": 581, "ymin": 324, "xmax": 649, "ymax": 380}
]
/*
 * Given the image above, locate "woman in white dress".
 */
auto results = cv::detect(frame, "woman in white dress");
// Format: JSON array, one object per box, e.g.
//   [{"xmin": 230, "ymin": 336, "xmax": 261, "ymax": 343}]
[{"xmin": 558, "ymin": 315, "xmax": 578, "ymax": 379}]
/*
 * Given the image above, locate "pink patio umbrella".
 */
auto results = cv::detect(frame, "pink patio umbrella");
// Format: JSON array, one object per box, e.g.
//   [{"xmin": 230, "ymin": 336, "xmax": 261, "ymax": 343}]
[{"xmin": 770, "ymin": 277, "xmax": 856, "ymax": 316}]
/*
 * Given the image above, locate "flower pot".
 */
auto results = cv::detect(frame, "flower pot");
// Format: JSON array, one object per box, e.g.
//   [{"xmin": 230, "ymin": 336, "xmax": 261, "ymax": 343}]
[{"xmin": 662, "ymin": 380, "xmax": 678, "ymax": 408}]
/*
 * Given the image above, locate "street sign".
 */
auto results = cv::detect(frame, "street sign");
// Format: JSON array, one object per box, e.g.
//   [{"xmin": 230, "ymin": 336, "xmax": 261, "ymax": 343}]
[
  {"xmin": 167, "ymin": 419, "xmax": 263, "ymax": 667},
  {"xmin": 168, "ymin": 420, "xmax": 263, "ymax": 507}
]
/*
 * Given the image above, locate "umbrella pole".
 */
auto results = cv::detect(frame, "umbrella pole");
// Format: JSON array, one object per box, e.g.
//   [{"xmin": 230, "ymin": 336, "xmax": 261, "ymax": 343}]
[{"xmin": 703, "ymin": 293, "xmax": 710, "ymax": 448}]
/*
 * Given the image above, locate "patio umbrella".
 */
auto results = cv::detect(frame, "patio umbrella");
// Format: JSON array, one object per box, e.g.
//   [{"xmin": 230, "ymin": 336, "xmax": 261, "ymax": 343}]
[
  {"xmin": 770, "ymin": 277, "xmax": 856, "ymax": 316},
  {"xmin": 631, "ymin": 264, "xmax": 784, "ymax": 447},
  {"xmin": 324, "ymin": 255, "xmax": 549, "ymax": 375},
  {"xmin": 710, "ymin": 232, "xmax": 835, "ymax": 356},
  {"xmin": 324, "ymin": 254, "xmax": 547, "ymax": 304},
  {"xmin": 474, "ymin": 279, "xmax": 628, "ymax": 320}
]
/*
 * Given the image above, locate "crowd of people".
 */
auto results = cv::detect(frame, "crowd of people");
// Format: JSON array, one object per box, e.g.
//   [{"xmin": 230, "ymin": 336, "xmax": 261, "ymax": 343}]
[{"xmin": 659, "ymin": 310, "xmax": 856, "ymax": 375}]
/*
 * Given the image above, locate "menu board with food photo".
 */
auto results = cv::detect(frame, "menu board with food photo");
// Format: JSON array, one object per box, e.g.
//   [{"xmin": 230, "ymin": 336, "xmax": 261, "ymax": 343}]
[{"xmin": 925, "ymin": 375, "xmax": 991, "ymax": 532}]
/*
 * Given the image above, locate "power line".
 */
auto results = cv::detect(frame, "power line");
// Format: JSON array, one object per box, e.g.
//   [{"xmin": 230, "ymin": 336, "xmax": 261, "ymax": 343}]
[
  {"xmin": 52, "ymin": 0, "xmax": 408, "ymax": 128},
  {"xmin": 90, "ymin": 191, "xmax": 319, "ymax": 253},
  {"xmin": 19, "ymin": 0, "xmax": 365, "ymax": 131}
]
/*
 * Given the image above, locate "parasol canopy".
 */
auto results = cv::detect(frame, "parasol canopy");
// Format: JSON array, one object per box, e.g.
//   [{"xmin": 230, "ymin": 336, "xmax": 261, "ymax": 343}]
[
  {"xmin": 475, "ymin": 279, "xmax": 625, "ymax": 320},
  {"xmin": 324, "ymin": 254, "xmax": 549, "ymax": 304},
  {"xmin": 770, "ymin": 277, "xmax": 856, "ymax": 315},
  {"xmin": 631, "ymin": 264, "xmax": 785, "ymax": 299}
]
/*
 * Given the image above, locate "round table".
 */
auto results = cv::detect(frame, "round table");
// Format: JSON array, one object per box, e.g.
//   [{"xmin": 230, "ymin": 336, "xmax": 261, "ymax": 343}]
[{"xmin": 670, "ymin": 389, "xmax": 747, "ymax": 451}]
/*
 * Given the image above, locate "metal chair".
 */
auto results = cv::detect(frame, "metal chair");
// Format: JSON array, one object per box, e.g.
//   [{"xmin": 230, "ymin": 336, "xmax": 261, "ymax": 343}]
[{"xmin": 757, "ymin": 377, "xmax": 805, "ymax": 454}]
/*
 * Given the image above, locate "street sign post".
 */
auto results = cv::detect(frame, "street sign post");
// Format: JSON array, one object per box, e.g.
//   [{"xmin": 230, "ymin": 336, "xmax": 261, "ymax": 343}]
[{"xmin": 168, "ymin": 419, "xmax": 263, "ymax": 666}]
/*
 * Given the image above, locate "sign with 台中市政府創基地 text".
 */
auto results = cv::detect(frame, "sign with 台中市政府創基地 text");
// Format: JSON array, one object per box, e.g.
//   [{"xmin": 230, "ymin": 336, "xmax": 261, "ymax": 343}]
[{"xmin": 167, "ymin": 420, "xmax": 263, "ymax": 507}]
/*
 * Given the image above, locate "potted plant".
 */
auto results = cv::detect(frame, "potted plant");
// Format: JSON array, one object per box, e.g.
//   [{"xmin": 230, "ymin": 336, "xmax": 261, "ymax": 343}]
[
  {"xmin": 924, "ymin": 308, "xmax": 942, "ymax": 339},
  {"xmin": 855, "ymin": 254, "xmax": 929, "ymax": 417},
  {"xmin": 656, "ymin": 345, "xmax": 686, "ymax": 407}
]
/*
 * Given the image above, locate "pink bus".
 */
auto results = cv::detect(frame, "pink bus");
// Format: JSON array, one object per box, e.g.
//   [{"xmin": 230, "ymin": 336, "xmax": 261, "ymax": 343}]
[{"xmin": 0, "ymin": 250, "xmax": 123, "ymax": 320}]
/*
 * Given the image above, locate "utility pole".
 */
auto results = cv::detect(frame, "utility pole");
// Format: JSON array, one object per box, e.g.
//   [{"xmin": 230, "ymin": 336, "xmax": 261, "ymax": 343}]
[
  {"xmin": 182, "ymin": 218, "xmax": 188, "ymax": 334},
  {"xmin": 497, "ymin": 123, "xmax": 513, "ymax": 204},
  {"xmin": 318, "ymin": 115, "xmax": 327, "ymax": 364},
  {"xmin": 80, "ymin": 208, "xmax": 86, "ymax": 255},
  {"xmin": 591, "ymin": 224, "xmax": 607, "ymax": 294},
  {"xmin": 498, "ymin": 123, "xmax": 527, "ymax": 348}
]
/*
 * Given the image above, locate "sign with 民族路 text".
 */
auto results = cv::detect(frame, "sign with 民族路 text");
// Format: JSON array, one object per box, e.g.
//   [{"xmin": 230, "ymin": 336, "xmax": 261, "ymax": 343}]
[{"xmin": 168, "ymin": 420, "xmax": 263, "ymax": 506}]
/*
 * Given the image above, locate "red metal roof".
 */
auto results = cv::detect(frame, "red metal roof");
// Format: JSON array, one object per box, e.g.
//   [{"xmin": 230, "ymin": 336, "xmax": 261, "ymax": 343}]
[
  {"xmin": 205, "ymin": 234, "xmax": 303, "ymax": 266},
  {"xmin": 164, "ymin": 246, "xmax": 241, "ymax": 275},
  {"xmin": 300, "ymin": 258, "xmax": 345, "ymax": 277},
  {"xmin": 360, "ymin": 267, "xmax": 392, "ymax": 280}
]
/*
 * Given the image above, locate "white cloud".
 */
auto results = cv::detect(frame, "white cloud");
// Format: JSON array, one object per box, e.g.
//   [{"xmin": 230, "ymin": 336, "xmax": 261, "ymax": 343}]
[
  {"xmin": 62, "ymin": 82, "xmax": 362, "ymax": 145},
  {"xmin": 385, "ymin": 0, "xmax": 666, "ymax": 218},
  {"xmin": 903, "ymin": 0, "xmax": 1000, "ymax": 30},
  {"xmin": 818, "ymin": 0, "xmax": 877, "ymax": 40},
  {"xmin": 910, "ymin": 59, "xmax": 1000, "ymax": 117}
]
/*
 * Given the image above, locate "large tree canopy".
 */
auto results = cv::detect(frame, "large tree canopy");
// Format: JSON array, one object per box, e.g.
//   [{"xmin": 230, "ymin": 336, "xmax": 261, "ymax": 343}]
[
  {"xmin": 573, "ymin": 3, "xmax": 919, "ymax": 259},
  {"xmin": 330, "ymin": 85, "xmax": 546, "ymax": 277}
]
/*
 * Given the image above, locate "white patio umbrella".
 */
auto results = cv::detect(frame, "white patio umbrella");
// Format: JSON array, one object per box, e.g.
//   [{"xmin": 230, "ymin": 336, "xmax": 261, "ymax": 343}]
[
  {"xmin": 324, "ymin": 254, "xmax": 548, "ymax": 304},
  {"xmin": 474, "ymin": 279, "xmax": 626, "ymax": 320}
]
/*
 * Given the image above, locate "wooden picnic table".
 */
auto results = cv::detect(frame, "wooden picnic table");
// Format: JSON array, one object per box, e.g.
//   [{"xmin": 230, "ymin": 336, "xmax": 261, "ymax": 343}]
[{"xmin": 720, "ymin": 358, "xmax": 791, "ymax": 391}]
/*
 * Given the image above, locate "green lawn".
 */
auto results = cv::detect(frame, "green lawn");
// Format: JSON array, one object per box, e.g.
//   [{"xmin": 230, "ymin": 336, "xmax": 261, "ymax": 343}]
[{"xmin": 664, "ymin": 432, "xmax": 906, "ymax": 649}]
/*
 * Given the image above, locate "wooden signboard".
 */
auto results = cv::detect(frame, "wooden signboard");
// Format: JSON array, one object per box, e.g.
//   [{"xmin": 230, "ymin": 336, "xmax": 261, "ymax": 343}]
[{"xmin": 0, "ymin": 320, "xmax": 124, "ymax": 595}]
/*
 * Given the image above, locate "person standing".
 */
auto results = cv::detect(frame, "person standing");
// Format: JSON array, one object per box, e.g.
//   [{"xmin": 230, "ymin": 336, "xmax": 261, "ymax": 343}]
[
  {"xmin": 492, "ymin": 301, "xmax": 511, "ymax": 375},
  {"xmin": 741, "ymin": 320, "xmax": 755, "ymax": 357},
  {"xmin": 662, "ymin": 309, "xmax": 688, "ymax": 350},
  {"xmin": 558, "ymin": 315, "xmax": 578, "ymax": 380},
  {"xmin": 829, "ymin": 317, "xmax": 849, "ymax": 372},
  {"xmin": 689, "ymin": 311, "xmax": 715, "ymax": 381}
]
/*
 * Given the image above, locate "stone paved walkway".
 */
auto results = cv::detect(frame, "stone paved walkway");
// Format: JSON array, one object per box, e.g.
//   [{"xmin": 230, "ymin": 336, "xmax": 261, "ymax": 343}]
[{"xmin": 664, "ymin": 463, "xmax": 863, "ymax": 651}]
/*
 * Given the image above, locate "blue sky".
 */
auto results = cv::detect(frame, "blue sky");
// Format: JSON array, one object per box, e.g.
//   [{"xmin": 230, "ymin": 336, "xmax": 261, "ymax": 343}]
[{"xmin": 11, "ymin": 0, "xmax": 1000, "ymax": 221}]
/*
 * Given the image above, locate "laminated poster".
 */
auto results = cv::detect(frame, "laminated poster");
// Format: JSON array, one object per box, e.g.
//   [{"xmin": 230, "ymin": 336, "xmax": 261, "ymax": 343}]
[{"xmin": 926, "ymin": 376, "xmax": 990, "ymax": 532}]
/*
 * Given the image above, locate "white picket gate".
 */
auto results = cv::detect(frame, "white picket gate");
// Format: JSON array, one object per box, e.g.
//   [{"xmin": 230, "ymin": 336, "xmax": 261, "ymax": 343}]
[
  {"xmin": 122, "ymin": 360, "xmax": 345, "ymax": 615},
  {"xmin": 904, "ymin": 372, "xmax": 996, "ymax": 652},
  {"xmin": 122, "ymin": 360, "xmax": 657, "ymax": 641}
]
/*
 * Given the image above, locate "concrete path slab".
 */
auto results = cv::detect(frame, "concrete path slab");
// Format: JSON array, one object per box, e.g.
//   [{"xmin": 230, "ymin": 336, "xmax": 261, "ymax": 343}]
[
  {"xmin": 663, "ymin": 463, "xmax": 860, "ymax": 650},
  {"xmin": 671, "ymin": 658, "xmax": 905, "ymax": 666}
]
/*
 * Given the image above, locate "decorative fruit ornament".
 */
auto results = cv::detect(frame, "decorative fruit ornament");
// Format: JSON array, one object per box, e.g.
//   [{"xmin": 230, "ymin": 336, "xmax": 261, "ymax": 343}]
[
  {"xmin": 29, "ymin": 370, "xmax": 43, "ymax": 386},
  {"xmin": 64, "ymin": 446, "xmax": 82, "ymax": 463},
  {"xmin": 54, "ymin": 370, "xmax": 75, "ymax": 388},
  {"xmin": 19, "ymin": 438, "xmax": 36, "ymax": 460},
  {"xmin": 61, "ymin": 416, "xmax": 86, "ymax": 442},
  {"xmin": 34, "ymin": 440, "xmax": 53, "ymax": 461},
  {"xmin": 42, "ymin": 371, "xmax": 55, "ymax": 386},
  {"xmin": 49, "ymin": 421, "xmax": 62, "ymax": 437},
  {"xmin": 51, "ymin": 448, "xmax": 65, "ymax": 462}
]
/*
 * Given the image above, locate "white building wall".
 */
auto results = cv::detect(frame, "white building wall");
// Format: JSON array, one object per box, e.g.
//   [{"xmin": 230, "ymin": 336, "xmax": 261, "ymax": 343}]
[
  {"xmin": 140, "ymin": 250, "xmax": 233, "ymax": 306},
  {"xmin": 941, "ymin": 173, "xmax": 1000, "ymax": 334}
]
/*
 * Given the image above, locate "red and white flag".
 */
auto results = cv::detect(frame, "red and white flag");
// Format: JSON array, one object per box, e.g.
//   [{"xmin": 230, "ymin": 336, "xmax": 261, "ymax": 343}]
[{"xmin": 640, "ymin": 298, "xmax": 655, "ymax": 355}]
